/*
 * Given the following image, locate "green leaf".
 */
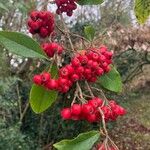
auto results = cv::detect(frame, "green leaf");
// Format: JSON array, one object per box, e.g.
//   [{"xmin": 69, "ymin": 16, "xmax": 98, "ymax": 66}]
[
  {"xmin": 84, "ymin": 25, "xmax": 95, "ymax": 41},
  {"xmin": 30, "ymin": 64, "xmax": 58, "ymax": 114},
  {"xmin": 53, "ymin": 130, "xmax": 100, "ymax": 150},
  {"xmin": 98, "ymin": 66, "xmax": 122, "ymax": 92},
  {"xmin": 77, "ymin": 0, "xmax": 104, "ymax": 5},
  {"xmin": 0, "ymin": 3, "xmax": 9, "ymax": 11},
  {"xmin": 29, "ymin": 85, "xmax": 58, "ymax": 114},
  {"xmin": 50, "ymin": 64, "xmax": 59, "ymax": 79},
  {"xmin": 134, "ymin": 0, "xmax": 150, "ymax": 24},
  {"xmin": 0, "ymin": 31, "xmax": 46, "ymax": 59}
]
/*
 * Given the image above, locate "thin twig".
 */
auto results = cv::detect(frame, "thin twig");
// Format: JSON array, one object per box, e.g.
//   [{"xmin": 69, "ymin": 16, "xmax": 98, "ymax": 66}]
[
  {"xmin": 60, "ymin": 14, "xmax": 75, "ymax": 52},
  {"xmin": 85, "ymin": 81, "xmax": 95, "ymax": 98}
]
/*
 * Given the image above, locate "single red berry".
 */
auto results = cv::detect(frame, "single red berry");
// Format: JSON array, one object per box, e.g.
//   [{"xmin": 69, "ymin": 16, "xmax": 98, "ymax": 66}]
[
  {"xmin": 59, "ymin": 67, "xmax": 69, "ymax": 78},
  {"xmin": 71, "ymin": 57, "xmax": 81, "ymax": 67},
  {"xmin": 99, "ymin": 45, "xmax": 108, "ymax": 54},
  {"xmin": 88, "ymin": 99, "xmax": 99, "ymax": 108},
  {"xmin": 40, "ymin": 27, "xmax": 49, "ymax": 38},
  {"xmin": 88, "ymin": 77, "xmax": 97, "ymax": 83},
  {"xmin": 58, "ymin": 77, "xmax": 69, "ymax": 86},
  {"xmin": 71, "ymin": 104, "xmax": 82, "ymax": 115},
  {"xmin": 41, "ymin": 72, "xmax": 51, "ymax": 84},
  {"xmin": 45, "ymin": 79, "xmax": 58, "ymax": 90},
  {"xmin": 96, "ymin": 67, "xmax": 104, "ymax": 76},
  {"xmin": 82, "ymin": 104, "xmax": 94, "ymax": 115},
  {"xmin": 94, "ymin": 97, "xmax": 103, "ymax": 106},
  {"xmin": 78, "ymin": 55, "xmax": 88, "ymax": 65},
  {"xmin": 76, "ymin": 66, "xmax": 84, "ymax": 74},
  {"xmin": 70, "ymin": 74, "xmax": 79, "ymax": 82},
  {"xmin": 86, "ymin": 113, "xmax": 97, "ymax": 123},
  {"xmin": 33, "ymin": 75, "xmax": 42, "ymax": 85},
  {"xmin": 61, "ymin": 108, "xmax": 71, "ymax": 120},
  {"xmin": 65, "ymin": 64, "xmax": 75, "ymax": 75},
  {"xmin": 92, "ymin": 52, "xmax": 99, "ymax": 61}
]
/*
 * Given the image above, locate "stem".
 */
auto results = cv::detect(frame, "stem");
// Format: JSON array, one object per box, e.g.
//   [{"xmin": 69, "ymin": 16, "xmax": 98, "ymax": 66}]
[
  {"xmin": 71, "ymin": 87, "xmax": 78, "ymax": 106},
  {"xmin": 20, "ymin": 102, "xmax": 29, "ymax": 122},
  {"xmin": 98, "ymin": 107, "xmax": 108, "ymax": 136},
  {"xmin": 85, "ymin": 81, "xmax": 94, "ymax": 98},
  {"xmin": 76, "ymin": 82, "xmax": 87, "ymax": 103},
  {"xmin": 16, "ymin": 84, "xmax": 22, "ymax": 120},
  {"xmin": 60, "ymin": 14, "xmax": 75, "ymax": 52}
]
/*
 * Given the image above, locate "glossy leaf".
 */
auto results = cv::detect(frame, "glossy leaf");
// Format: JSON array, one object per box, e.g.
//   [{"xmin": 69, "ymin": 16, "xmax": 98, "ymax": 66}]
[
  {"xmin": 98, "ymin": 67, "xmax": 122, "ymax": 92},
  {"xmin": 134, "ymin": 0, "xmax": 150, "ymax": 24},
  {"xmin": 0, "ymin": 31, "xmax": 46, "ymax": 59},
  {"xmin": 53, "ymin": 130, "xmax": 100, "ymax": 150},
  {"xmin": 30, "ymin": 85, "xmax": 58, "ymax": 114},
  {"xmin": 84, "ymin": 25, "xmax": 95, "ymax": 41},
  {"xmin": 77, "ymin": 0, "xmax": 104, "ymax": 5}
]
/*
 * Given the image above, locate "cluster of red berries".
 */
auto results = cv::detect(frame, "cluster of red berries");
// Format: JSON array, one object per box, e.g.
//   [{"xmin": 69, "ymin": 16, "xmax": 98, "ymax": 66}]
[
  {"xmin": 55, "ymin": 0, "xmax": 77, "ymax": 16},
  {"xmin": 27, "ymin": 11, "xmax": 54, "ymax": 38},
  {"xmin": 59, "ymin": 46, "xmax": 113, "ymax": 83},
  {"xmin": 61, "ymin": 98, "xmax": 126, "ymax": 123},
  {"xmin": 41, "ymin": 42, "xmax": 64, "ymax": 57},
  {"xmin": 33, "ymin": 46, "xmax": 113, "ymax": 93}
]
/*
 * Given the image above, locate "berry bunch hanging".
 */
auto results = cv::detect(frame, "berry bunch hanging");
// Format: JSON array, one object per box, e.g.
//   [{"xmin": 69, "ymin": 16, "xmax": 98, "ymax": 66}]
[
  {"xmin": 41, "ymin": 42, "xmax": 64, "ymax": 57},
  {"xmin": 55, "ymin": 0, "xmax": 77, "ymax": 16},
  {"xmin": 27, "ymin": 11, "xmax": 55, "ymax": 38},
  {"xmin": 61, "ymin": 98, "xmax": 126, "ymax": 123}
]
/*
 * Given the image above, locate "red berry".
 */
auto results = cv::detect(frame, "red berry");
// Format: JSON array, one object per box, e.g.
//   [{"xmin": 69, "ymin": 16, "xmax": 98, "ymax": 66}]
[
  {"xmin": 88, "ymin": 99, "xmax": 99, "ymax": 108},
  {"xmin": 71, "ymin": 57, "xmax": 81, "ymax": 67},
  {"xmin": 59, "ymin": 67, "xmax": 69, "ymax": 78},
  {"xmin": 94, "ymin": 97, "xmax": 103, "ymax": 106},
  {"xmin": 71, "ymin": 104, "xmax": 82, "ymax": 115},
  {"xmin": 46, "ymin": 79, "xmax": 58, "ymax": 90},
  {"xmin": 33, "ymin": 75, "xmax": 42, "ymax": 85},
  {"xmin": 40, "ymin": 27, "xmax": 49, "ymax": 38},
  {"xmin": 86, "ymin": 113, "xmax": 97, "ymax": 123},
  {"xmin": 96, "ymin": 67, "xmax": 104, "ymax": 76},
  {"xmin": 78, "ymin": 55, "xmax": 88, "ymax": 65},
  {"xmin": 65, "ymin": 64, "xmax": 74, "ymax": 75},
  {"xmin": 61, "ymin": 108, "xmax": 71, "ymax": 120},
  {"xmin": 41, "ymin": 72, "xmax": 51, "ymax": 84},
  {"xmin": 82, "ymin": 104, "xmax": 94, "ymax": 115},
  {"xmin": 70, "ymin": 74, "xmax": 79, "ymax": 82}
]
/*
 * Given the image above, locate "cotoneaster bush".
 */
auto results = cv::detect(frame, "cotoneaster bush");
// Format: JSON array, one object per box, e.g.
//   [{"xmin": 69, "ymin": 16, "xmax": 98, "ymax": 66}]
[{"xmin": 0, "ymin": 0, "xmax": 149, "ymax": 150}]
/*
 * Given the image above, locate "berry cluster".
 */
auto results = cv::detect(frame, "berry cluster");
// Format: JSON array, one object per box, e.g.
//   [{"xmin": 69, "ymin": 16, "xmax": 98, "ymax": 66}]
[
  {"xmin": 61, "ymin": 98, "xmax": 126, "ymax": 123},
  {"xmin": 60, "ymin": 46, "xmax": 113, "ymax": 83},
  {"xmin": 27, "ymin": 11, "xmax": 54, "ymax": 38},
  {"xmin": 33, "ymin": 46, "xmax": 113, "ymax": 93},
  {"xmin": 55, "ymin": 0, "xmax": 77, "ymax": 16},
  {"xmin": 41, "ymin": 42, "xmax": 64, "ymax": 57}
]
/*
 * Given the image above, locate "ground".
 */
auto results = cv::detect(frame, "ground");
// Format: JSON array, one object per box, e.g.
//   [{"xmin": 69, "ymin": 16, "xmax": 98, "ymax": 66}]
[{"xmin": 110, "ymin": 87, "xmax": 150, "ymax": 150}]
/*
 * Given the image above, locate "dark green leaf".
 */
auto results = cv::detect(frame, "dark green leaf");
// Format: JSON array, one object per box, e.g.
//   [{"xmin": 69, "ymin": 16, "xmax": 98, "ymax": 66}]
[
  {"xmin": 98, "ymin": 66, "xmax": 122, "ymax": 92},
  {"xmin": 0, "ymin": 31, "xmax": 46, "ymax": 59},
  {"xmin": 77, "ymin": 0, "xmax": 104, "ymax": 5},
  {"xmin": 134, "ymin": 0, "xmax": 150, "ymax": 24},
  {"xmin": 53, "ymin": 130, "xmax": 100, "ymax": 150},
  {"xmin": 29, "ymin": 85, "xmax": 58, "ymax": 114},
  {"xmin": 84, "ymin": 25, "xmax": 95, "ymax": 41}
]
